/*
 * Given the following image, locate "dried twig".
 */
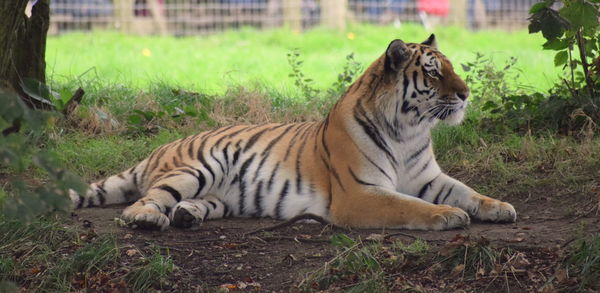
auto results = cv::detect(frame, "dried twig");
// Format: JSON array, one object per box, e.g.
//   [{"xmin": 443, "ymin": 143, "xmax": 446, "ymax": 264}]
[
  {"xmin": 244, "ymin": 213, "xmax": 348, "ymax": 236},
  {"xmin": 62, "ymin": 87, "xmax": 84, "ymax": 117}
]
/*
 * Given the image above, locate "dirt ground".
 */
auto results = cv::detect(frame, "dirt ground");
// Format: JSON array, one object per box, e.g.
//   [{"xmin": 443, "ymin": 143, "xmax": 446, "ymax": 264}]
[{"xmin": 68, "ymin": 190, "xmax": 600, "ymax": 292}]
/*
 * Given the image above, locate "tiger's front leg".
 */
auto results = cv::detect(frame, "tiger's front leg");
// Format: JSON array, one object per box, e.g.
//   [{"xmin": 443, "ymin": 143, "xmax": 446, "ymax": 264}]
[
  {"xmin": 329, "ymin": 186, "xmax": 471, "ymax": 230},
  {"xmin": 417, "ymin": 173, "xmax": 517, "ymax": 223}
]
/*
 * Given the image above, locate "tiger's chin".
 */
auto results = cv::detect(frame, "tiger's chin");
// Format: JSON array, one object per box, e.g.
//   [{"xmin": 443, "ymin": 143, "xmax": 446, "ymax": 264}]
[{"xmin": 442, "ymin": 110, "xmax": 466, "ymax": 126}]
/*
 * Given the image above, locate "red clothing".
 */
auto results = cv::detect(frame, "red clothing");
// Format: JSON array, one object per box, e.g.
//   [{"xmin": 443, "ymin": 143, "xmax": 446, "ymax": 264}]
[{"xmin": 418, "ymin": 0, "xmax": 449, "ymax": 16}]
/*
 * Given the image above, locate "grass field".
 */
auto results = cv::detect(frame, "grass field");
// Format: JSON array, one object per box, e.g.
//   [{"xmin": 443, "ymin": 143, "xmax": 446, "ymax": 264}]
[{"xmin": 46, "ymin": 24, "xmax": 560, "ymax": 96}]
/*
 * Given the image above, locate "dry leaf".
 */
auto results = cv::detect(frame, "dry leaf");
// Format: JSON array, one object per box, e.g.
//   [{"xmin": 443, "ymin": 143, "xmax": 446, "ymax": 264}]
[{"xmin": 126, "ymin": 249, "xmax": 138, "ymax": 257}]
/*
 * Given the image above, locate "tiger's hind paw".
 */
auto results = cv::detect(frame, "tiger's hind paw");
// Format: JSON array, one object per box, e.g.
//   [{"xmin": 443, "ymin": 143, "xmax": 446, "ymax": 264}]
[{"xmin": 169, "ymin": 201, "xmax": 205, "ymax": 229}]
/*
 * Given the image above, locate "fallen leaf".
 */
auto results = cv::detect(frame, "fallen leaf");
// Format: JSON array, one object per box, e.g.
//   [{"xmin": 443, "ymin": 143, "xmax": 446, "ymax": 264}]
[
  {"xmin": 554, "ymin": 268, "xmax": 568, "ymax": 283},
  {"xmin": 126, "ymin": 249, "xmax": 138, "ymax": 257},
  {"xmin": 366, "ymin": 233, "xmax": 384, "ymax": 241},
  {"xmin": 450, "ymin": 264, "xmax": 465, "ymax": 278}
]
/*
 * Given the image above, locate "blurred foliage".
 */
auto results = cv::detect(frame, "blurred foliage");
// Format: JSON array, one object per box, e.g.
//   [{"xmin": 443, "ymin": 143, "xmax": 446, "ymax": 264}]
[
  {"xmin": 0, "ymin": 88, "xmax": 85, "ymax": 222},
  {"xmin": 469, "ymin": 0, "xmax": 599, "ymax": 135}
]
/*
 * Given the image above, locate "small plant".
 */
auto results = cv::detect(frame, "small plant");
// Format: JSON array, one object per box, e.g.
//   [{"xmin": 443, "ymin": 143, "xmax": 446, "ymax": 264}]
[
  {"xmin": 287, "ymin": 49, "xmax": 320, "ymax": 101},
  {"xmin": 300, "ymin": 234, "xmax": 431, "ymax": 292},
  {"xmin": 20, "ymin": 78, "xmax": 76, "ymax": 113},
  {"xmin": 327, "ymin": 53, "xmax": 363, "ymax": 98},
  {"xmin": 461, "ymin": 53, "xmax": 523, "ymax": 109},
  {"xmin": 302, "ymin": 234, "xmax": 385, "ymax": 292},
  {"xmin": 126, "ymin": 248, "xmax": 175, "ymax": 292},
  {"xmin": 287, "ymin": 49, "xmax": 363, "ymax": 105},
  {"xmin": 564, "ymin": 233, "xmax": 600, "ymax": 290},
  {"xmin": 0, "ymin": 88, "xmax": 86, "ymax": 222}
]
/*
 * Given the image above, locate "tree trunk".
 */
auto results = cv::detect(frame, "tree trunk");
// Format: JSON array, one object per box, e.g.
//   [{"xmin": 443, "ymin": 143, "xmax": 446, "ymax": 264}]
[{"xmin": 0, "ymin": 0, "xmax": 50, "ymax": 109}]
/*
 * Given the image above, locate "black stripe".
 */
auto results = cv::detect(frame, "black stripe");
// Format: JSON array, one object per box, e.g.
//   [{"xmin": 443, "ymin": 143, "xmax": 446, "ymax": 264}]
[
  {"xmin": 348, "ymin": 167, "xmax": 376, "ymax": 186},
  {"xmin": 209, "ymin": 146, "xmax": 226, "ymax": 174},
  {"xmin": 207, "ymin": 200, "xmax": 217, "ymax": 209},
  {"xmin": 203, "ymin": 205, "xmax": 210, "ymax": 220},
  {"xmin": 357, "ymin": 148, "xmax": 394, "ymax": 184},
  {"xmin": 402, "ymin": 74, "xmax": 409, "ymax": 100},
  {"xmin": 321, "ymin": 118, "xmax": 331, "ymax": 157},
  {"xmin": 354, "ymin": 110, "xmax": 397, "ymax": 165},
  {"xmin": 158, "ymin": 185, "xmax": 182, "ymax": 202},
  {"xmin": 413, "ymin": 157, "xmax": 431, "ymax": 178},
  {"xmin": 197, "ymin": 147, "xmax": 215, "ymax": 183},
  {"xmin": 405, "ymin": 139, "xmax": 430, "ymax": 165},
  {"xmin": 253, "ymin": 181, "xmax": 264, "ymax": 217},
  {"xmin": 232, "ymin": 149, "xmax": 241, "ymax": 165},
  {"xmin": 222, "ymin": 142, "xmax": 231, "ymax": 168},
  {"xmin": 267, "ymin": 162, "xmax": 280, "ymax": 192},
  {"xmin": 330, "ymin": 167, "xmax": 346, "ymax": 192},
  {"xmin": 433, "ymin": 184, "xmax": 446, "ymax": 204},
  {"xmin": 439, "ymin": 185, "xmax": 454, "ymax": 204},
  {"xmin": 294, "ymin": 125, "xmax": 312, "ymax": 194},
  {"xmin": 275, "ymin": 180, "xmax": 290, "ymax": 219},
  {"xmin": 252, "ymin": 124, "xmax": 297, "ymax": 183},
  {"xmin": 237, "ymin": 153, "xmax": 257, "ymax": 215},
  {"xmin": 223, "ymin": 203, "xmax": 230, "ymax": 217},
  {"xmin": 243, "ymin": 127, "xmax": 271, "ymax": 152},
  {"xmin": 418, "ymin": 179, "xmax": 434, "ymax": 198},
  {"xmin": 77, "ymin": 193, "xmax": 85, "ymax": 209}
]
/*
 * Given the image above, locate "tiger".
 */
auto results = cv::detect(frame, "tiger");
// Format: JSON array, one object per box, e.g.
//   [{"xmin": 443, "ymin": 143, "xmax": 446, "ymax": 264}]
[{"xmin": 70, "ymin": 34, "xmax": 517, "ymax": 231}]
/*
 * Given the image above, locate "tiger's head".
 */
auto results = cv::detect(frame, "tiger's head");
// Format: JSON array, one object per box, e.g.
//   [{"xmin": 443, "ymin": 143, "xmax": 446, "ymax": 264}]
[{"xmin": 382, "ymin": 34, "xmax": 470, "ymax": 126}]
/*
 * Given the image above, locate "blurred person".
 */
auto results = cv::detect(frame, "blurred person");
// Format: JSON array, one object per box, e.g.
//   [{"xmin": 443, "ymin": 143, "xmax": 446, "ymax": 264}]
[{"xmin": 417, "ymin": 0, "xmax": 448, "ymax": 30}]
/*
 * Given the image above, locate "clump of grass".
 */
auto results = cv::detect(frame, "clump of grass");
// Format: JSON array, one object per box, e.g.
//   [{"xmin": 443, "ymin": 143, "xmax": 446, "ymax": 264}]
[
  {"xmin": 300, "ymin": 234, "xmax": 430, "ymax": 292},
  {"xmin": 0, "ymin": 217, "xmax": 173, "ymax": 292},
  {"xmin": 436, "ymin": 234, "xmax": 513, "ymax": 279},
  {"xmin": 126, "ymin": 248, "xmax": 175, "ymax": 292},
  {"xmin": 564, "ymin": 233, "xmax": 600, "ymax": 290}
]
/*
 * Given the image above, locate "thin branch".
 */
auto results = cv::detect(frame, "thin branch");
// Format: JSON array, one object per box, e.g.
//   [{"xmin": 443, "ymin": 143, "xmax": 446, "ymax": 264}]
[
  {"xmin": 62, "ymin": 87, "xmax": 84, "ymax": 117},
  {"xmin": 244, "ymin": 213, "xmax": 348, "ymax": 236}
]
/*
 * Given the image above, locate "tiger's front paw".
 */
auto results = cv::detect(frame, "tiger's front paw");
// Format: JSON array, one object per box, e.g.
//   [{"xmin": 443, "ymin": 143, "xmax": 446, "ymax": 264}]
[
  {"xmin": 473, "ymin": 194, "xmax": 517, "ymax": 223},
  {"xmin": 122, "ymin": 202, "xmax": 170, "ymax": 231},
  {"xmin": 429, "ymin": 205, "xmax": 470, "ymax": 230}
]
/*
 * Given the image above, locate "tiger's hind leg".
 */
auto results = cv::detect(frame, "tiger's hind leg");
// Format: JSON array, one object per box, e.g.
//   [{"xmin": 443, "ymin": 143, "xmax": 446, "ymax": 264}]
[
  {"xmin": 169, "ymin": 195, "xmax": 229, "ymax": 228},
  {"xmin": 121, "ymin": 169, "xmax": 207, "ymax": 230}
]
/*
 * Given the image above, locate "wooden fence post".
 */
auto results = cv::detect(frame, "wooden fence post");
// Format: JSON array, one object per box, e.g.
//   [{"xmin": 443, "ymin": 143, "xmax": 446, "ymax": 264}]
[
  {"xmin": 321, "ymin": 0, "xmax": 347, "ymax": 31},
  {"xmin": 449, "ymin": 0, "xmax": 467, "ymax": 28},
  {"xmin": 283, "ymin": 0, "xmax": 302, "ymax": 32}
]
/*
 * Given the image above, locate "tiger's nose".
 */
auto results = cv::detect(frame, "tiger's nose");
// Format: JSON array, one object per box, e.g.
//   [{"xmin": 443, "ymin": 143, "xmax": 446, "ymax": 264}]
[{"xmin": 457, "ymin": 92, "xmax": 469, "ymax": 101}]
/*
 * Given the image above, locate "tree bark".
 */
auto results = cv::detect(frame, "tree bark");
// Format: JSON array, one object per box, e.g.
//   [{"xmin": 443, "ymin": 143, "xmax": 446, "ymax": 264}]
[{"xmin": 0, "ymin": 0, "xmax": 50, "ymax": 109}]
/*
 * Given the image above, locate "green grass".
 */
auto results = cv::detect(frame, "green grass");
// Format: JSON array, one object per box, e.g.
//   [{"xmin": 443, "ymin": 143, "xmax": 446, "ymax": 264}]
[
  {"xmin": 46, "ymin": 24, "xmax": 560, "ymax": 96},
  {"xmin": 0, "ymin": 217, "xmax": 174, "ymax": 292}
]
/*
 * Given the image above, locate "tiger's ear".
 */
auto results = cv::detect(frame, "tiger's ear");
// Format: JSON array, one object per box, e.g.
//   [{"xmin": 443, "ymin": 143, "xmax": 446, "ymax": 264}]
[
  {"xmin": 421, "ymin": 34, "xmax": 438, "ymax": 49},
  {"xmin": 385, "ymin": 39, "xmax": 411, "ymax": 73}
]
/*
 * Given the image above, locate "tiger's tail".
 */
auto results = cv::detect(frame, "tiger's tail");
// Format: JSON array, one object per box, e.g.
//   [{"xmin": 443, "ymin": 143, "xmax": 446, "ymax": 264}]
[{"xmin": 70, "ymin": 159, "xmax": 148, "ymax": 209}]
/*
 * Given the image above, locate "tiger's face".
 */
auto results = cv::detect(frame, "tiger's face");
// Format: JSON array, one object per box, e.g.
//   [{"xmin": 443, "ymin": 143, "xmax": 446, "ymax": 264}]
[{"xmin": 384, "ymin": 35, "xmax": 470, "ymax": 126}]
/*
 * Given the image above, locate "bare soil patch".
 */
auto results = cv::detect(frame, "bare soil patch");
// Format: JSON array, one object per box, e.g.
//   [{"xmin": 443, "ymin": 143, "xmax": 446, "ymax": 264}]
[{"xmin": 69, "ymin": 193, "xmax": 600, "ymax": 292}]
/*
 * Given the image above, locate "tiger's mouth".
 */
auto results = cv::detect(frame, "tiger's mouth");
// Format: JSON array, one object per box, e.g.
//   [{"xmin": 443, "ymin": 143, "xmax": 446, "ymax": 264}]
[{"xmin": 425, "ymin": 99, "xmax": 466, "ymax": 125}]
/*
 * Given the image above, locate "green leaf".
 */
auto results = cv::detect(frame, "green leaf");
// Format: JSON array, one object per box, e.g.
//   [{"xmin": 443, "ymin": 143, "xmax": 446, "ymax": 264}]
[
  {"xmin": 529, "ymin": 0, "xmax": 553, "ymax": 14},
  {"xmin": 554, "ymin": 50, "xmax": 569, "ymax": 66},
  {"xmin": 529, "ymin": 8, "xmax": 569, "ymax": 41},
  {"xmin": 543, "ymin": 38, "xmax": 570, "ymax": 50},
  {"xmin": 19, "ymin": 78, "xmax": 53, "ymax": 107},
  {"xmin": 128, "ymin": 114, "xmax": 143, "ymax": 125},
  {"xmin": 559, "ymin": 1, "xmax": 599, "ymax": 30},
  {"xmin": 330, "ymin": 233, "xmax": 356, "ymax": 248}
]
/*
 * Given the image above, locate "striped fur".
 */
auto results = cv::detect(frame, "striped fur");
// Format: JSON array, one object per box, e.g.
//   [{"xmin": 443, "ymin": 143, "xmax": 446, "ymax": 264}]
[{"xmin": 70, "ymin": 35, "xmax": 516, "ymax": 231}]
